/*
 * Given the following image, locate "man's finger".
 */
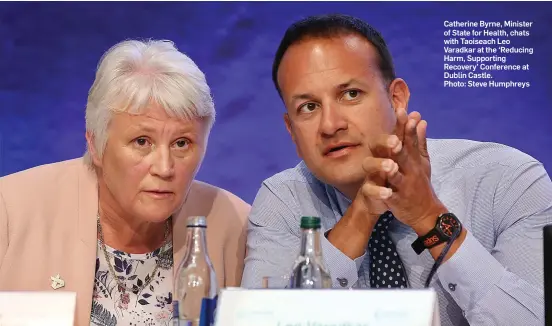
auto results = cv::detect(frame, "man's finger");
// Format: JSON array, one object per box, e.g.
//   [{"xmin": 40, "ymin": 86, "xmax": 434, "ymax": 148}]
[
  {"xmin": 362, "ymin": 157, "xmax": 399, "ymax": 177},
  {"xmin": 386, "ymin": 168, "xmax": 404, "ymax": 189},
  {"xmin": 394, "ymin": 108, "xmax": 408, "ymax": 142},
  {"xmin": 417, "ymin": 120, "xmax": 429, "ymax": 158},
  {"xmin": 408, "ymin": 111, "xmax": 422, "ymax": 122},
  {"xmin": 370, "ymin": 134, "xmax": 402, "ymax": 158},
  {"xmin": 361, "ymin": 182, "xmax": 393, "ymax": 200},
  {"xmin": 404, "ymin": 112, "xmax": 422, "ymax": 152}
]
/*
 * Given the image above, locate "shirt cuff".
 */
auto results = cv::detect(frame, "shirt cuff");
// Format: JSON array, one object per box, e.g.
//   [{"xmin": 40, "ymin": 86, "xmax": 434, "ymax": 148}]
[
  {"xmin": 322, "ymin": 229, "xmax": 366, "ymax": 288},
  {"xmin": 436, "ymin": 230, "xmax": 504, "ymax": 311}
]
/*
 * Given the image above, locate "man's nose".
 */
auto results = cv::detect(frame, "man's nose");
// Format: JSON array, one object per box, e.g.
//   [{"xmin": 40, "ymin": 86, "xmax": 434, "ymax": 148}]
[{"xmin": 319, "ymin": 103, "xmax": 348, "ymax": 136}]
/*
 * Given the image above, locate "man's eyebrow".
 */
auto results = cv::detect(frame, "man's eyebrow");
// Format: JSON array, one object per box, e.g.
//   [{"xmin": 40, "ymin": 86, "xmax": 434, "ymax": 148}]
[
  {"xmin": 336, "ymin": 78, "xmax": 364, "ymax": 90},
  {"xmin": 289, "ymin": 79, "xmax": 368, "ymax": 102},
  {"xmin": 291, "ymin": 93, "xmax": 316, "ymax": 102}
]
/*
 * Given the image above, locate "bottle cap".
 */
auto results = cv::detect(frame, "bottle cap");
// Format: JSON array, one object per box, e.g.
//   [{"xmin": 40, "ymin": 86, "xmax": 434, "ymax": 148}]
[
  {"xmin": 187, "ymin": 216, "xmax": 207, "ymax": 227},
  {"xmin": 300, "ymin": 216, "xmax": 321, "ymax": 229}
]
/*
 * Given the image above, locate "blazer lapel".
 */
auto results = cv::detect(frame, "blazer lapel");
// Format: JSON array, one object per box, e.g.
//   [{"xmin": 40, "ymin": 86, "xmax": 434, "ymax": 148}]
[
  {"xmin": 75, "ymin": 165, "xmax": 99, "ymax": 326},
  {"xmin": 171, "ymin": 184, "xmax": 220, "ymax": 284},
  {"xmin": 172, "ymin": 185, "xmax": 209, "ymax": 276},
  {"xmin": 172, "ymin": 211, "xmax": 188, "ymax": 278}
]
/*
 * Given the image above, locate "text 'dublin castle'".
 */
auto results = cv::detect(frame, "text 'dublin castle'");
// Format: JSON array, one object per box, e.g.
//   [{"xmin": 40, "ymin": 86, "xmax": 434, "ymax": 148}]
[{"xmin": 443, "ymin": 20, "xmax": 533, "ymax": 88}]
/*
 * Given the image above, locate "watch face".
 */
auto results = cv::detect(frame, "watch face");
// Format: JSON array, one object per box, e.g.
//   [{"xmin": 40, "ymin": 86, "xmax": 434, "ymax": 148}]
[{"xmin": 439, "ymin": 214, "xmax": 460, "ymax": 237}]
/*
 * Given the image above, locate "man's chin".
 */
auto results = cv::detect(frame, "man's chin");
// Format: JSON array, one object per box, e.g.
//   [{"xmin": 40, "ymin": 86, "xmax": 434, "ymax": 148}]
[{"xmin": 314, "ymin": 168, "xmax": 365, "ymax": 192}]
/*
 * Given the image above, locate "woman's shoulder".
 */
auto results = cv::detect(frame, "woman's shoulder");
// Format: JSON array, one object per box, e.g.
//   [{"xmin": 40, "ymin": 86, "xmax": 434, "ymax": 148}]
[
  {"xmin": 0, "ymin": 158, "xmax": 89, "ymax": 219},
  {"xmin": 0, "ymin": 158, "xmax": 85, "ymax": 190},
  {"xmin": 188, "ymin": 180, "xmax": 250, "ymax": 211},
  {"xmin": 184, "ymin": 180, "xmax": 251, "ymax": 223}
]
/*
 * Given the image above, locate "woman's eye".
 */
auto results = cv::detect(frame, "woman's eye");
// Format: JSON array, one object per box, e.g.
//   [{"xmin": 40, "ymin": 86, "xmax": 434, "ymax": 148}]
[
  {"xmin": 135, "ymin": 137, "xmax": 149, "ymax": 147},
  {"xmin": 174, "ymin": 139, "xmax": 190, "ymax": 148}
]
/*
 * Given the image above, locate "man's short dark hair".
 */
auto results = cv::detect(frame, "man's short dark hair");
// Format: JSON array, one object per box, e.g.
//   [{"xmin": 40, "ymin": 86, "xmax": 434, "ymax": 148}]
[{"xmin": 272, "ymin": 13, "xmax": 396, "ymax": 96}]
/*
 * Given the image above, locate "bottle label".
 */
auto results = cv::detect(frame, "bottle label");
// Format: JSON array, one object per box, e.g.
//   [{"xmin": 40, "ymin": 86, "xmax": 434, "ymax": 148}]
[
  {"xmin": 172, "ymin": 300, "xmax": 180, "ymax": 321},
  {"xmin": 199, "ymin": 295, "xmax": 218, "ymax": 326}
]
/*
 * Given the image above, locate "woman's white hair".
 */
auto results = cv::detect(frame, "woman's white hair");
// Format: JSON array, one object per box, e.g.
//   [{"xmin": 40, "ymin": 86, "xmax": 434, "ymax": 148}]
[{"xmin": 83, "ymin": 39, "xmax": 215, "ymax": 167}]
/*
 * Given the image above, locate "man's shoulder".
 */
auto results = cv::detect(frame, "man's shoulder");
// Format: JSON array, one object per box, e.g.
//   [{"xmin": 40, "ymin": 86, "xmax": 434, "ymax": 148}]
[
  {"xmin": 255, "ymin": 161, "xmax": 334, "ymax": 219},
  {"xmin": 259, "ymin": 161, "xmax": 327, "ymax": 203},
  {"xmin": 251, "ymin": 162, "xmax": 332, "ymax": 233},
  {"xmin": 262, "ymin": 161, "xmax": 320, "ymax": 189},
  {"xmin": 427, "ymin": 138, "xmax": 540, "ymax": 170}
]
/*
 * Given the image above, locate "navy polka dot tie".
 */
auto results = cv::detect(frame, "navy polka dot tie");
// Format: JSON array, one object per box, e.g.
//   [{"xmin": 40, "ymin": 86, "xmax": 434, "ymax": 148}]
[{"xmin": 368, "ymin": 211, "xmax": 408, "ymax": 288}]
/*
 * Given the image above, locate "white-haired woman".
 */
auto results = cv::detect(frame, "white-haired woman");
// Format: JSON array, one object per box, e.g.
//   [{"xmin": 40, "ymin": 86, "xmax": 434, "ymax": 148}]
[{"xmin": 0, "ymin": 39, "xmax": 250, "ymax": 326}]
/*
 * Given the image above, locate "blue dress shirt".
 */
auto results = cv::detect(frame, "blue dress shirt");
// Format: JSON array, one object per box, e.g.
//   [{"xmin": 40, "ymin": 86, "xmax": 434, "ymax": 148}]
[{"xmin": 241, "ymin": 139, "xmax": 551, "ymax": 326}]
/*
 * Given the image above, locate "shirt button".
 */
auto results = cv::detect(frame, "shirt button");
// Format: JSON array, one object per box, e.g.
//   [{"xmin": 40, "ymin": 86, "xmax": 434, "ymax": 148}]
[
  {"xmin": 448, "ymin": 283, "xmax": 457, "ymax": 291},
  {"xmin": 337, "ymin": 278, "xmax": 348, "ymax": 287}
]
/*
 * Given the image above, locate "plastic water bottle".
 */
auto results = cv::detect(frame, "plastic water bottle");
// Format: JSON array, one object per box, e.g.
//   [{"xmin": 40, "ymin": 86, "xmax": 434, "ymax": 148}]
[
  {"xmin": 173, "ymin": 216, "xmax": 218, "ymax": 326},
  {"xmin": 289, "ymin": 216, "xmax": 332, "ymax": 289}
]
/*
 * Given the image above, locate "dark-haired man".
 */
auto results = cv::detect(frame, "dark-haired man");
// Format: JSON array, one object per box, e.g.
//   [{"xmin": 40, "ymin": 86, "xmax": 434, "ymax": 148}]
[{"xmin": 241, "ymin": 14, "xmax": 550, "ymax": 325}]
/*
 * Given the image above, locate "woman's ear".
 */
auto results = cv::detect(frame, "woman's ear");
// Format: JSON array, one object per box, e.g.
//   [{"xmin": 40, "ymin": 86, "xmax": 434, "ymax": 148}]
[{"xmin": 85, "ymin": 131, "xmax": 102, "ymax": 168}]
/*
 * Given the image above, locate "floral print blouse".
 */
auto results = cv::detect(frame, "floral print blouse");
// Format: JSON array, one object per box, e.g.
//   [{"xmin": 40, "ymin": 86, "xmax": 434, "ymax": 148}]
[{"xmin": 90, "ymin": 239, "xmax": 174, "ymax": 326}]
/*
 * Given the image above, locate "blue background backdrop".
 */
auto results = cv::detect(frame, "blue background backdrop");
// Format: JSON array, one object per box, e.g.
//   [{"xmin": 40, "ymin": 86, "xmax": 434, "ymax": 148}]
[{"xmin": 0, "ymin": 1, "xmax": 550, "ymax": 204}]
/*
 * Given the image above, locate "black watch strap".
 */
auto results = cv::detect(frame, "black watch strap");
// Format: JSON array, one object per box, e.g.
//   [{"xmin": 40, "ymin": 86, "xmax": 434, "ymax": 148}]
[
  {"xmin": 411, "ymin": 213, "xmax": 461, "ymax": 255},
  {"xmin": 412, "ymin": 228, "xmax": 442, "ymax": 254}
]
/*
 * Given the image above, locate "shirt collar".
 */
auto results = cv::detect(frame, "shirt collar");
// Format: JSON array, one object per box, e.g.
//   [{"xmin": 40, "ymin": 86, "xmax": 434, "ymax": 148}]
[{"xmin": 330, "ymin": 185, "xmax": 353, "ymax": 217}]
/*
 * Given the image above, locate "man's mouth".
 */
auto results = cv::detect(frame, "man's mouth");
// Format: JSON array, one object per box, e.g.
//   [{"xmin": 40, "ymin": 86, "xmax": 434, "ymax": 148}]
[
  {"xmin": 328, "ymin": 145, "xmax": 349, "ymax": 153},
  {"xmin": 324, "ymin": 143, "xmax": 359, "ymax": 156}
]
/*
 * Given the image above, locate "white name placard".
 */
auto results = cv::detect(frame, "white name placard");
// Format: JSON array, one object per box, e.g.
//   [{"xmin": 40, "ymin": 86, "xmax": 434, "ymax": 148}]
[
  {"xmin": 215, "ymin": 288, "xmax": 440, "ymax": 326},
  {"xmin": 0, "ymin": 291, "xmax": 76, "ymax": 326}
]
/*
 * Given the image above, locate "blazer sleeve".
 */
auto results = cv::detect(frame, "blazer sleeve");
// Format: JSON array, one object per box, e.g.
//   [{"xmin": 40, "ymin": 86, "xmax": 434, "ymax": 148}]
[
  {"xmin": 0, "ymin": 190, "xmax": 8, "ymax": 269},
  {"xmin": 223, "ymin": 194, "xmax": 250, "ymax": 287}
]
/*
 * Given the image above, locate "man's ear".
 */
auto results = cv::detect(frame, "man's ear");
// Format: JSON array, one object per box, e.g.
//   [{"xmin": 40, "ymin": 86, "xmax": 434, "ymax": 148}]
[
  {"xmin": 388, "ymin": 78, "xmax": 410, "ymax": 112},
  {"xmin": 85, "ymin": 131, "xmax": 102, "ymax": 168},
  {"xmin": 284, "ymin": 113, "xmax": 296, "ymax": 143},
  {"xmin": 284, "ymin": 113, "xmax": 303, "ymax": 158}
]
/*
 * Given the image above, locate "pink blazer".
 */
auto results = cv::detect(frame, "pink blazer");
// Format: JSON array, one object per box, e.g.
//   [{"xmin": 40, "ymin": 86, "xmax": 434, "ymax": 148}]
[{"xmin": 0, "ymin": 158, "xmax": 250, "ymax": 326}]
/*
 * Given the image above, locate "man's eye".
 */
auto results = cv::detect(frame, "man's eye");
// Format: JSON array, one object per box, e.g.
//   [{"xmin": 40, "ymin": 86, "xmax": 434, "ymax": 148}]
[
  {"xmin": 342, "ymin": 90, "xmax": 360, "ymax": 101},
  {"xmin": 298, "ymin": 102, "xmax": 317, "ymax": 113}
]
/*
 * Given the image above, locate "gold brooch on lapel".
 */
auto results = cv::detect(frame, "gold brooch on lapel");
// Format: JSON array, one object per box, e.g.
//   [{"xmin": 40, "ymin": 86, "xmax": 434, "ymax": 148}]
[{"xmin": 50, "ymin": 274, "xmax": 65, "ymax": 290}]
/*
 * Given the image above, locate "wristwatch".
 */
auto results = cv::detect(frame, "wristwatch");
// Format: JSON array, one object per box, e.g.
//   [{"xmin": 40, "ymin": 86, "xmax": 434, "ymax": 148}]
[{"xmin": 411, "ymin": 212, "xmax": 462, "ymax": 255}]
